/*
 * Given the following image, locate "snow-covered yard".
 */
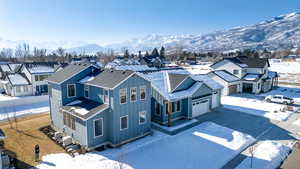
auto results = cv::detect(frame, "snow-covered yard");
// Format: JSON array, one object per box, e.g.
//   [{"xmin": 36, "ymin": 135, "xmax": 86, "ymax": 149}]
[
  {"xmin": 259, "ymin": 86, "xmax": 300, "ymax": 103},
  {"xmin": 35, "ymin": 122, "xmax": 255, "ymax": 169},
  {"xmin": 222, "ymin": 96, "xmax": 293, "ymax": 121},
  {"xmin": 270, "ymin": 62, "xmax": 300, "ymax": 74},
  {"xmin": 0, "ymin": 94, "xmax": 49, "ymax": 121},
  {"xmin": 235, "ymin": 141, "xmax": 292, "ymax": 169}
]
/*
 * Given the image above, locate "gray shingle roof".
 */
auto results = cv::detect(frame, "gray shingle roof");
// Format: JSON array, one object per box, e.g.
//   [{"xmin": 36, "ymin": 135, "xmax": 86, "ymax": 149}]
[
  {"xmin": 46, "ymin": 63, "xmax": 93, "ymax": 84},
  {"xmin": 227, "ymin": 56, "xmax": 269, "ymax": 68},
  {"xmin": 62, "ymin": 97, "xmax": 108, "ymax": 120},
  {"xmin": 86, "ymin": 69, "xmax": 135, "ymax": 89},
  {"xmin": 168, "ymin": 73, "xmax": 189, "ymax": 92}
]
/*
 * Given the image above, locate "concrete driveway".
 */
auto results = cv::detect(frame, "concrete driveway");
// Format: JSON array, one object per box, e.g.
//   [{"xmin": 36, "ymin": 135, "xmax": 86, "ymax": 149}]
[{"xmin": 196, "ymin": 107, "xmax": 300, "ymax": 169}]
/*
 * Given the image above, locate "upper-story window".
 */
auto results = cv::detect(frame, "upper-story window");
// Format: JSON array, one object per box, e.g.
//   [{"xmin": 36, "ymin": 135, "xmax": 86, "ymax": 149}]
[
  {"xmin": 84, "ymin": 85, "xmax": 89, "ymax": 98},
  {"xmin": 119, "ymin": 88, "xmax": 127, "ymax": 104},
  {"xmin": 67, "ymin": 84, "xmax": 75, "ymax": 97},
  {"xmin": 130, "ymin": 87, "xmax": 137, "ymax": 102},
  {"xmin": 103, "ymin": 89, "xmax": 109, "ymax": 104},
  {"xmin": 233, "ymin": 69, "xmax": 239, "ymax": 75},
  {"xmin": 140, "ymin": 86, "xmax": 146, "ymax": 101}
]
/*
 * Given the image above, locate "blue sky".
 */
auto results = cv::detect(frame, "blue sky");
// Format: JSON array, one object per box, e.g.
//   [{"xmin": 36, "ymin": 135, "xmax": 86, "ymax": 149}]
[{"xmin": 0, "ymin": 0, "xmax": 299, "ymax": 45}]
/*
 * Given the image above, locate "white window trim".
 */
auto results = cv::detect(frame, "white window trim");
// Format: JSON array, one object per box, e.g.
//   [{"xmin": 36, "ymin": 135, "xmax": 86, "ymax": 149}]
[
  {"xmin": 93, "ymin": 118, "xmax": 103, "ymax": 138},
  {"xmin": 120, "ymin": 115, "xmax": 128, "ymax": 131},
  {"xmin": 67, "ymin": 84, "xmax": 76, "ymax": 98},
  {"xmin": 119, "ymin": 88, "xmax": 127, "ymax": 104},
  {"xmin": 139, "ymin": 111, "xmax": 147, "ymax": 125},
  {"xmin": 84, "ymin": 85, "xmax": 89, "ymax": 98},
  {"xmin": 103, "ymin": 89, "xmax": 109, "ymax": 104},
  {"xmin": 140, "ymin": 86, "xmax": 146, "ymax": 101},
  {"xmin": 130, "ymin": 87, "xmax": 137, "ymax": 102}
]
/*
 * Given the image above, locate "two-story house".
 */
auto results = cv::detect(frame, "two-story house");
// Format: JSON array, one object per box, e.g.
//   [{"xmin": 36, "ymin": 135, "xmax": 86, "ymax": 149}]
[
  {"xmin": 47, "ymin": 63, "xmax": 152, "ymax": 150},
  {"xmin": 143, "ymin": 71, "xmax": 222, "ymax": 126},
  {"xmin": 21, "ymin": 62, "xmax": 66, "ymax": 95},
  {"xmin": 210, "ymin": 56, "xmax": 278, "ymax": 95}
]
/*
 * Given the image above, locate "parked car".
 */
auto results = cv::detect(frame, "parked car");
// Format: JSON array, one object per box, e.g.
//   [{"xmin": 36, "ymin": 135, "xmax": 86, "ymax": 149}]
[{"xmin": 265, "ymin": 95, "xmax": 294, "ymax": 105}]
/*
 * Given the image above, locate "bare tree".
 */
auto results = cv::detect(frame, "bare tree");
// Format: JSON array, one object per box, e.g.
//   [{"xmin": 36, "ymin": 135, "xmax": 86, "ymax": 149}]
[
  {"xmin": 22, "ymin": 43, "xmax": 30, "ymax": 62},
  {"xmin": 56, "ymin": 47, "xmax": 65, "ymax": 62}
]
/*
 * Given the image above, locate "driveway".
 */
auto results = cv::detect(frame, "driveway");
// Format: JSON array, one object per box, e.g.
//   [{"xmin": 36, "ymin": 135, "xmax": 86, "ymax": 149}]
[{"xmin": 196, "ymin": 107, "xmax": 300, "ymax": 169}]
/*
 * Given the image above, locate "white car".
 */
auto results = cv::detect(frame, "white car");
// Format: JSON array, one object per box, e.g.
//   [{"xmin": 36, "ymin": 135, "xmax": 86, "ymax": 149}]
[{"xmin": 265, "ymin": 95, "xmax": 294, "ymax": 105}]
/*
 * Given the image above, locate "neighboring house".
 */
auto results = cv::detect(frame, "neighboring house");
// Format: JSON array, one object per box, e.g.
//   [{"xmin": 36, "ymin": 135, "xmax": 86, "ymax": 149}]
[
  {"xmin": 143, "ymin": 71, "xmax": 222, "ymax": 126},
  {"xmin": 20, "ymin": 62, "xmax": 66, "ymax": 95},
  {"xmin": 3, "ymin": 73, "xmax": 32, "ymax": 97},
  {"xmin": 47, "ymin": 64, "xmax": 152, "ymax": 150},
  {"xmin": 210, "ymin": 56, "xmax": 278, "ymax": 95}
]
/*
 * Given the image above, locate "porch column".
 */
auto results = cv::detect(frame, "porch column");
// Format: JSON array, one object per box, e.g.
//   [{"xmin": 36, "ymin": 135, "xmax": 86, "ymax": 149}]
[{"xmin": 167, "ymin": 101, "xmax": 172, "ymax": 127}]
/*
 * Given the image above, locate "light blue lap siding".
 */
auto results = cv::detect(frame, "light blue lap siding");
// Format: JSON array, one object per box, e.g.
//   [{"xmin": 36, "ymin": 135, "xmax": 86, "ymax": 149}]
[
  {"xmin": 86, "ymin": 108, "xmax": 110, "ymax": 148},
  {"xmin": 110, "ymin": 74, "xmax": 151, "ymax": 145}
]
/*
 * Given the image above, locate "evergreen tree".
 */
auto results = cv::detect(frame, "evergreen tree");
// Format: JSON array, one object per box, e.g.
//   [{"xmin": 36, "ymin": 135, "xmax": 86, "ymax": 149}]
[
  {"xmin": 159, "ymin": 46, "xmax": 165, "ymax": 59},
  {"xmin": 124, "ymin": 49, "xmax": 130, "ymax": 59},
  {"xmin": 145, "ymin": 51, "xmax": 150, "ymax": 58},
  {"xmin": 151, "ymin": 48, "xmax": 159, "ymax": 58}
]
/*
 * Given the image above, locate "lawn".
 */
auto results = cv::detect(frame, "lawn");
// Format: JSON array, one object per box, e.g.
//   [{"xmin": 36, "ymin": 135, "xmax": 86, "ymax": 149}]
[{"xmin": 0, "ymin": 113, "xmax": 65, "ymax": 169}]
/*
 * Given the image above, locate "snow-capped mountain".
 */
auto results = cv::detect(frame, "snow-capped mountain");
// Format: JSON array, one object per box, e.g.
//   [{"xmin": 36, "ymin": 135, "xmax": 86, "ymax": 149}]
[
  {"xmin": 107, "ymin": 12, "xmax": 300, "ymax": 52},
  {"xmin": 1, "ymin": 12, "xmax": 300, "ymax": 54}
]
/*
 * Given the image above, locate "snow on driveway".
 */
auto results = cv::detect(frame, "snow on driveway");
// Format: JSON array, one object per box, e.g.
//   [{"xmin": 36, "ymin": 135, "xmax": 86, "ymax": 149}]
[
  {"xmin": 222, "ymin": 96, "xmax": 293, "ymax": 121},
  {"xmin": 35, "ymin": 122, "xmax": 255, "ymax": 169},
  {"xmin": 235, "ymin": 141, "xmax": 291, "ymax": 169}
]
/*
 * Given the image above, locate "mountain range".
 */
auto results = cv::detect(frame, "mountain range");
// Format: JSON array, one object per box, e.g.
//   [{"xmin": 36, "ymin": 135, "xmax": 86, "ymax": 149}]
[{"xmin": 1, "ymin": 12, "xmax": 300, "ymax": 54}]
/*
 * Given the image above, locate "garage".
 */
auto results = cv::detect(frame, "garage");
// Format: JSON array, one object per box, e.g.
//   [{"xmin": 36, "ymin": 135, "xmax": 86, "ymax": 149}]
[
  {"xmin": 192, "ymin": 99, "xmax": 210, "ymax": 117},
  {"xmin": 228, "ymin": 85, "xmax": 237, "ymax": 95}
]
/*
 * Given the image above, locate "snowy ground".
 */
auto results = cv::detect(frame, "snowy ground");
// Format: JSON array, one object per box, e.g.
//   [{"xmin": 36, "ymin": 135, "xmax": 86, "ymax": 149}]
[
  {"xmin": 259, "ymin": 86, "xmax": 300, "ymax": 103},
  {"xmin": 270, "ymin": 62, "xmax": 300, "ymax": 74},
  {"xmin": 34, "ymin": 122, "xmax": 255, "ymax": 169},
  {"xmin": 0, "ymin": 94, "xmax": 49, "ymax": 121},
  {"xmin": 222, "ymin": 96, "xmax": 293, "ymax": 121},
  {"xmin": 235, "ymin": 141, "xmax": 292, "ymax": 169},
  {"xmin": 183, "ymin": 64, "xmax": 212, "ymax": 75}
]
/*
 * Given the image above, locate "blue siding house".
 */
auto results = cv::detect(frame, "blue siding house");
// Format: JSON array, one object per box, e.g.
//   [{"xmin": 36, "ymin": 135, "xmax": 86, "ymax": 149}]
[{"xmin": 47, "ymin": 63, "xmax": 152, "ymax": 150}]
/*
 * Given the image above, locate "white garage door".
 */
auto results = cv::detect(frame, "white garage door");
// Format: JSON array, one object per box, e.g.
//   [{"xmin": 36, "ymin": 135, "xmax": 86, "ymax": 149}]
[{"xmin": 192, "ymin": 99, "xmax": 209, "ymax": 118}]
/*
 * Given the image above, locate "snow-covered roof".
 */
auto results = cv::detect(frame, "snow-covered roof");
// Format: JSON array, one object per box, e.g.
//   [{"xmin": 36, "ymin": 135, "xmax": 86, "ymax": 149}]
[
  {"xmin": 213, "ymin": 70, "xmax": 240, "ymax": 82},
  {"xmin": 114, "ymin": 65, "xmax": 157, "ymax": 72},
  {"xmin": 192, "ymin": 74, "xmax": 223, "ymax": 90},
  {"xmin": 243, "ymin": 74, "xmax": 260, "ymax": 81},
  {"xmin": 143, "ymin": 71, "xmax": 204, "ymax": 101},
  {"xmin": 79, "ymin": 76, "xmax": 95, "ymax": 83},
  {"xmin": 7, "ymin": 74, "xmax": 30, "ymax": 86},
  {"xmin": 0, "ymin": 64, "xmax": 11, "ymax": 72},
  {"xmin": 268, "ymin": 71, "xmax": 278, "ymax": 78},
  {"xmin": 28, "ymin": 65, "xmax": 55, "ymax": 74}
]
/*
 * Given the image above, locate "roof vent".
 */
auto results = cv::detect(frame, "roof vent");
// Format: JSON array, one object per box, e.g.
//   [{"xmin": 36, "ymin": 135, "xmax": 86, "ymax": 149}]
[{"xmin": 122, "ymin": 71, "xmax": 126, "ymax": 74}]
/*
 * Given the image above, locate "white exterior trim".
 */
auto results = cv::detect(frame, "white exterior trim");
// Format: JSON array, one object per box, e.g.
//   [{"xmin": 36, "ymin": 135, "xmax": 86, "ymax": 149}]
[
  {"xmin": 130, "ymin": 87, "xmax": 137, "ymax": 102},
  {"xmin": 119, "ymin": 88, "xmax": 127, "ymax": 104},
  {"xmin": 120, "ymin": 115, "xmax": 128, "ymax": 131},
  {"xmin": 67, "ymin": 84, "xmax": 76, "ymax": 98},
  {"xmin": 93, "ymin": 118, "xmax": 104, "ymax": 138},
  {"xmin": 140, "ymin": 85, "xmax": 146, "ymax": 101}
]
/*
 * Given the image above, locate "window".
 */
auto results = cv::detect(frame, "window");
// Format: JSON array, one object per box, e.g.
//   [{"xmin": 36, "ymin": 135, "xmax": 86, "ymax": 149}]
[
  {"xmin": 84, "ymin": 85, "xmax": 89, "ymax": 98},
  {"xmin": 155, "ymin": 102, "xmax": 161, "ymax": 115},
  {"xmin": 233, "ymin": 69, "xmax": 239, "ymax": 75},
  {"xmin": 170, "ymin": 101, "xmax": 181, "ymax": 113},
  {"xmin": 94, "ymin": 118, "xmax": 103, "ymax": 137},
  {"xmin": 139, "ymin": 111, "xmax": 146, "ymax": 124},
  {"xmin": 119, "ymin": 88, "xmax": 127, "ymax": 104},
  {"xmin": 120, "ymin": 116, "xmax": 128, "ymax": 130},
  {"xmin": 67, "ymin": 84, "xmax": 75, "ymax": 97},
  {"xmin": 140, "ymin": 86, "xmax": 146, "ymax": 100},
  {"xmin": 103, "ymin": 90, "xmax": 109, "ymax": 103},
  {"xmin": 130, "ymin": 87, "xmax": 137, "ymax": 102},
  {"xmin": 63, "ymin": 112, "xmax": 76, "ymax": 130}
]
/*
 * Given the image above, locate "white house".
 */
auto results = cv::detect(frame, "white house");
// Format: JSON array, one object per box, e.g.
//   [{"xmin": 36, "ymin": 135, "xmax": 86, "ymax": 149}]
[
  {"xmin": 210, "ymin": 56, "xmax": 278, "ymax": 95},
  {"xmin": 20, "ymin": 62, "xmax": 65, "ymax": 95},
  {"xmin": 3, "ymin": 73, "xmax": 33, "ymax": 97}
]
